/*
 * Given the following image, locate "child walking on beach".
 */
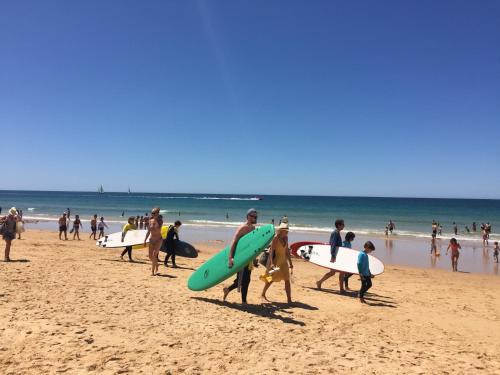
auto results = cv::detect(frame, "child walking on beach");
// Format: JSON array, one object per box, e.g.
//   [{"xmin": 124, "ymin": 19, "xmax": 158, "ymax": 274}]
[
  {"xmin": 357, "ymin": 241, "xmax": 376, "ymax": 304},
  {"xmin": 446, "ymin": 238, "xmax": 461, "ymax": 272},
  {"xmin": 493, "ymin": 242, "xmax": 499, "ymax": 263},
  {"xmin": 342, "ymin": 231, "xmax": 355, "ymax": 290},
  {"xmin": 98, "ymin": 217, "xmax": 108, "ymax": 239}
]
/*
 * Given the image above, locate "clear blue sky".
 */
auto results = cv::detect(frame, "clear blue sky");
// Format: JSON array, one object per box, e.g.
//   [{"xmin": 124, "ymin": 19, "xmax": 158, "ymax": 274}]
[{"xmin": 1, "ymin": 1, "xmax": 499, "ymax": 198}]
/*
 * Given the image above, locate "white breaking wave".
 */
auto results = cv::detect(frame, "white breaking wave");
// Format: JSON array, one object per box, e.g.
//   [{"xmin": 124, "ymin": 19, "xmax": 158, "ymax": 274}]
[{"xmin": 112, "ymin": 195, "xmax": 260, "ymax": 201}]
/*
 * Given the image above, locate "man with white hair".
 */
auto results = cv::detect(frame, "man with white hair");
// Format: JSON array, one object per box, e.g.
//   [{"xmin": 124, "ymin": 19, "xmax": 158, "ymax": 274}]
[{"xmin": 0, "ymin": 207, "xmax": 18, "ymax": 261}]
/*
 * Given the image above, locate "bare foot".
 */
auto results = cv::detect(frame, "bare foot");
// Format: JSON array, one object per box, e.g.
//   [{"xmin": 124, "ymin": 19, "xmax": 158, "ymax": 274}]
[
  {"xmin": 260, "ymin": 295, "xmax": 271, "ymax": 304},
  {"xmin": 360, "ymin": 297, "xmax": 367, "ymax": 304},
  {"xmin": 316, "ymin": 281, "xmax": 322, "ymax": 290},
  {"xmin": 340, "ymin": 289, "xmax": 346, "ymax": 294},
  {"xmin": 223, "ymin": 287, "xmax": 230, "ymax": 301},
  {"xmin": 120, "ymin": 256, "xmax": 124, "ymax": 260}
]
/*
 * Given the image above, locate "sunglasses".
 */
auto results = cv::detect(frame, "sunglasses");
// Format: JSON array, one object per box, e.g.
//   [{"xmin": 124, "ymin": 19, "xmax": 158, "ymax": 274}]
[{"xmin": 249, "ymin": 214, "xmax": 258, "ymax": 218}]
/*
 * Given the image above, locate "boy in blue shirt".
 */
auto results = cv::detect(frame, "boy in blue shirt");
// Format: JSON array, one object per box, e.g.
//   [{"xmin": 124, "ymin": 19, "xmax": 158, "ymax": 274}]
[
  {"xmin": 316, "ymin": 219, "xmax": 345, "ymax": 291},
  {"xmin": 357, "ymin": 241, "xmax": 375, "ymax": 304},
  {"xmin": 342, "ymin": 231, "xmax": 355, "ymax": 290}
]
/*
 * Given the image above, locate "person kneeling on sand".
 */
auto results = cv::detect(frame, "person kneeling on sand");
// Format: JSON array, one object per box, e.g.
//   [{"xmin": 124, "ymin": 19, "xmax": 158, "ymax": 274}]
[
  {"xmin": 260, "ymin": 222, "xmax": 293, "ymax": 304},
  {"xmin": 223, "ymin": 208, "xmax": 258, "ymax": 304},
  {"xmin": 1, "ymin": 207, "xmax": 18, "ymax": 262},
  {"xmin": 316, "ymin": 219, "xmax": 345, "ymax": 292},
  {"xmin": 358, "ymin": 241, "xmax": 376, "ymax": 304},
  {"xmin": 121, "ymin": 216, "xmax": 137, "ymax": 262}
]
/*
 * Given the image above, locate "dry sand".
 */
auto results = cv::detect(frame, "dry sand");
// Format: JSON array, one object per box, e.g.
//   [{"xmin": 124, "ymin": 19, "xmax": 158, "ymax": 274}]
[{"xmin": 1, "ymin": 229, "xmax": 499, "ymax": 374}]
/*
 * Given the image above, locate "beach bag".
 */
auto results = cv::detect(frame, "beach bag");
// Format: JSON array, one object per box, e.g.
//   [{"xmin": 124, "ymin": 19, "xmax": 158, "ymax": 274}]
[{"xmin": 0, "ymin": 221, "xmax": 7, "ymax": 236}]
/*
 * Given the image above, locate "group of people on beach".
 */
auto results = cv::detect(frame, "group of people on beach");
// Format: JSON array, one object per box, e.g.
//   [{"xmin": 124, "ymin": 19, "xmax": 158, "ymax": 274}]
[{"xmin": 222, "ymin": 210, "xmax": 376, "ymax": 305}]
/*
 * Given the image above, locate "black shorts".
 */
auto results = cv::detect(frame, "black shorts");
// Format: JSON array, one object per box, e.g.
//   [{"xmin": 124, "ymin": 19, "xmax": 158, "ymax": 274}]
[
  {"xmin": 2, "ymin": 232, "xmax": 16, "ymax": 241},
  {"xmin": 91, "ymin": 226, "xmax": 97, "ymax": 233},
  {"xmin": 59, "ymin": 225, "xmax": 67, "ymax": 232}
]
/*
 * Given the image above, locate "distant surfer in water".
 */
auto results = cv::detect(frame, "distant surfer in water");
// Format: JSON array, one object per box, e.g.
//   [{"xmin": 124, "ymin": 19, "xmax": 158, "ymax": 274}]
[
  {"xmin": 144, "ymin": 207, "xmax": 163, "ymax": 276},
  {"xmin": 223, "ymin": 208, "xmax": 258, "ymax": 304},
  {"xmin": 316, "ymin": 219, "xmax": 345, "ymax": 292}
]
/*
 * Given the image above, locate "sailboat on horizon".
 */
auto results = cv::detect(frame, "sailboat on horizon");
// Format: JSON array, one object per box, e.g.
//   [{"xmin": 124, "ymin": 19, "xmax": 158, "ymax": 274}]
[{"xmin": 98, "ymin": 185, "xmax": 104, "ymax": 194}]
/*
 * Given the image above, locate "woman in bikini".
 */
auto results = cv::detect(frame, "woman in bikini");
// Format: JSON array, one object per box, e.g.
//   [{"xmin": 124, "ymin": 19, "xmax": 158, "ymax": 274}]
[{"xmin": 144, "ymin": 207, "xmax": 163, "ymax": 276}]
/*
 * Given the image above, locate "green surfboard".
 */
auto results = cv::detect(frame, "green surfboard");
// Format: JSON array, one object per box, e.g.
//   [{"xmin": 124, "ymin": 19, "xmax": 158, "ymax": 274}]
[{"xmin": 188, "ymin": 224, "xmax": 275, "ymax": 291}]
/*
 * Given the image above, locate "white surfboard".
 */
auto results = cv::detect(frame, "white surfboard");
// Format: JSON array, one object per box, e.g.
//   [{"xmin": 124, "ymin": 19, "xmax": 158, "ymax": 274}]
[
  {"xmin": 296, "ymin": 244, "xmax": 384, "ymax": 275},
  {"xmin": 96, "ymin": 229, "xmax": 149, "ymax": 248}
]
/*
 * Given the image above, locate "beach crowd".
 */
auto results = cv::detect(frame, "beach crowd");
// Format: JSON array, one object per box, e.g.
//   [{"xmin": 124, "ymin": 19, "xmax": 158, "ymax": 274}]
[{"xmin": 2, "ymin": 206, "xmax": 499, "ymax": 306}]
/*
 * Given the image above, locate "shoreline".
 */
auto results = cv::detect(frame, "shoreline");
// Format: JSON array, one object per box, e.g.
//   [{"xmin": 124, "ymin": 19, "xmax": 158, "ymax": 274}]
[{"xmin": 19, "ymin": 226, "xmax": 500, "ymax": 276}]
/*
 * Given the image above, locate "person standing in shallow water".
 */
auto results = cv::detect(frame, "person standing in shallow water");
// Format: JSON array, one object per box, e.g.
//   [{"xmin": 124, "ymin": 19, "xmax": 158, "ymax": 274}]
[
  {"xmin": 144, "ymin": 208, "xmax": 163, "ymax": 276},
  {"xmin": 446, "ymin": 238, "xmax": 461, "ymax": 272},
  {"xmin": 223, "ymin": 209, "xmax": 258, "ymax": 304}
]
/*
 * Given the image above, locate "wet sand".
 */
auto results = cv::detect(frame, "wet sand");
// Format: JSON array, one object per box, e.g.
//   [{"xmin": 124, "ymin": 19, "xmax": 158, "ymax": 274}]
[{"xmin": 1, "ymin": 229, "xmax": 500, "ymax": 374}]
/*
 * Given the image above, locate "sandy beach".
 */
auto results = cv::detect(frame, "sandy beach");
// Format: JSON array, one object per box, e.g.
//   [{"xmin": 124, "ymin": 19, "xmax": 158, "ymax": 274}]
[{"xmin": 1, "ymin": 229, "xmax": 500, "ymax": 374}]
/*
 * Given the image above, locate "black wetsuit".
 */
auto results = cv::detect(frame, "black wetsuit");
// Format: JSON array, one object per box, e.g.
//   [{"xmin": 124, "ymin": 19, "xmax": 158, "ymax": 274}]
[{"xmin": 163, "ymin": 226, "xmax": 179, "ymax": 266}]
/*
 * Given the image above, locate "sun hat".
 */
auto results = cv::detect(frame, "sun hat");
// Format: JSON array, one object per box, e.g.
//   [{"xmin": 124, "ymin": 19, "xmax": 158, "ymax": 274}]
[
  {"xmin": 277, "ymin": 222, "xmax": 289, "ymax": 231},
  {"xmin": 8, "ymin": 207, "xmax": 17, "ymax": 216}
]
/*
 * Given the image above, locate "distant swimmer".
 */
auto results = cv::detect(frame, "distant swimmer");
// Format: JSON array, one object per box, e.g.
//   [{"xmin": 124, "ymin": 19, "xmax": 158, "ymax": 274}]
[
  {"xmin": 432, "ymin": 220, "xmax": 438, "ymax": 236},
  {"xmin": 316, "ymin": 219, "xmax": 345, "ymax": 292},
  {"xmin": 223, "ymin": 208, "xmax": 258, "ymax": 304},
  {"xmin": 121, "ymin": 211, "xmax": 125, "ymax": 217},
  {"xmin": 144, "ymin": 207, "xmax": 163, "ymax": 276},
  {"xmin": 472, "ymin": 222, "xmax": 477, "ymax": 232},
  {"xmin": 453, "ymin": 222, "xmax": 458, "ymax": 235},
  {"xmin": 58, "ymin": 213, "xmax": 68, "ymax": 240},
  {"xmin": 388, "ymin": 220, "xmax": 395, "ymax": 234},
  {"xmin": 260, "ymin": 221, "xmax": 293, "ymax": 304},
  {"xmin": 446, "ymin": 238, "xmax": 461, "ymax": 272},
  {"xmin": 90, "ymin": 214, "xmax": 98, "ymax": 240},
  {"xmin": 493, "ymin": 242, "xmax": 499, "ymax": 263}
]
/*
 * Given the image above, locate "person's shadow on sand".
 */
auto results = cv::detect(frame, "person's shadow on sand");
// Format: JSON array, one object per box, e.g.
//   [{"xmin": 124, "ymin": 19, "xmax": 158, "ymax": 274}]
[
  {"xmin": 3, "ymin": 259, "xmax": 30, "ymax": 263},
  {"xmin": 303, "ymin": 286, "xmax": 397, "ymax": 308},
  {"xmin": 101, "ymin": 258, "xmax": 149, "ymax": 265},
  {"xmin": 191, "ymin": 297, "xmax": 307, "ymax": 326}
]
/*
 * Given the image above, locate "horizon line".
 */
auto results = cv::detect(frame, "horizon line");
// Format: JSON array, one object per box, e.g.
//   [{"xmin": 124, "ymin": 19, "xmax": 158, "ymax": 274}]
[{"xmin": 0, "ymin": 189, "xmax": 499, "ymax": 201}]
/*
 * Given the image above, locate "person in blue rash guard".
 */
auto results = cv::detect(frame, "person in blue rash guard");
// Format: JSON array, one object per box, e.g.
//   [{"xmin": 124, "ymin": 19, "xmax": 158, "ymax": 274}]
[{"xmin": 357, "ymin": 241, "xmax": 376, "ymax": 304}]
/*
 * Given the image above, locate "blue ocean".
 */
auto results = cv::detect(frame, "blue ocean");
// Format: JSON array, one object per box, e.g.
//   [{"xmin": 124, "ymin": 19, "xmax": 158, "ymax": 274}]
[{"xmin": 1, "ymin": 190, "xmax": 499, "ymax": 243}]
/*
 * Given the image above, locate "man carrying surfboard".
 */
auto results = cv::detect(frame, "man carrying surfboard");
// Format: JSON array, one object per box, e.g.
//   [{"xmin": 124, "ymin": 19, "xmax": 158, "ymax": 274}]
[
  {"xmin": 316, "ymin": 219, "xmax": 345, "ymax": 292},
  {"xmin": 223, "ymin": 208, "xmax": 258, "ymax": 304}
]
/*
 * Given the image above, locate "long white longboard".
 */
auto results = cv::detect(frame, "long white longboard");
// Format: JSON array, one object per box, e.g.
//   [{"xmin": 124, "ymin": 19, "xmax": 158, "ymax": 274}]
[
  {"xmin": 96, "ymin": 229, "xmax": 149, "ymax": 248},
  {"xmin": 296, "ymin": 244, "xmax": 384, "ymax": 275}
]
